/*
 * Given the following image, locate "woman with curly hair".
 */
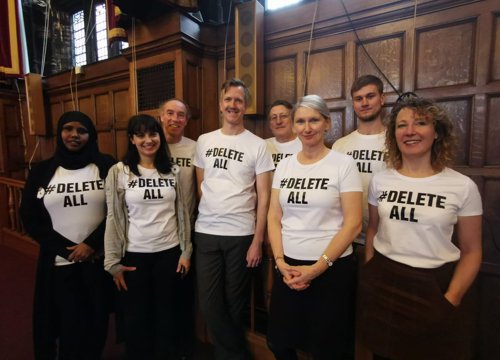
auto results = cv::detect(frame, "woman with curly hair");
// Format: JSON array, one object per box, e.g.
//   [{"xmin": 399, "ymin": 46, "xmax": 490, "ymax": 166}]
[{"xmin": 359, "ymin": 98, "xmax": 482, "ymax": 360}]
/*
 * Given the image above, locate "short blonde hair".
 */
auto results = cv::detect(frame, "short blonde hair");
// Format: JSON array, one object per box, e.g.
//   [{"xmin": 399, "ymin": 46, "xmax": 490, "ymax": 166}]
[
  {"xmin": 220, "ymin": 78, "xmax": 249, "ymax": 104},
  {"xmin": 385, "ymin": 98, "xmax": 457, "ymax": 171}
]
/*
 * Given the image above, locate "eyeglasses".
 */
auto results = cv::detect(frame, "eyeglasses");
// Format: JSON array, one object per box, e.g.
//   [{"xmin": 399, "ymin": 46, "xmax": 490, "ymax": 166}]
[{"xmin": 270, "ymin": 113, "xmax": 290, "ymax": 122}]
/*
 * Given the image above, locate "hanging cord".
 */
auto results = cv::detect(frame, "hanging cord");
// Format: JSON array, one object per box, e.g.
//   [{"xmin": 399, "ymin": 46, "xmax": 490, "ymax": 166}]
[
  {"xmin": 223, "ymin": 2, "xmax": 232, "ymax": 82},
  {"xmin": 84, "ymin": 0, "xmax": 94, "ymax": 44},
  {"xmin": 69, "ymin": 66, "xmax": 75, "ymax": 109},
  {"xmin": 132, "ymin": 18, "xmax": 138, "ymax": 115},
  {"xmin": 302, "ymin": 0, "xmax": 320, "ymax": 97},
  {"xmin": 339, "ymin": 0, "xmax": 400, "ymax": 96},
  {"xmin": 411, "ymin": 0, "xmax": 418, "ymax": 89},
  {"xmin": 75, "ymin": 68, "xmax": 79, "ymax": 111},
  {"xmin": 14, "ymin": 80, "xmax": 28, "ymax": 156},
  {"xmin": 40, "ymin": 0, "xmax": 51, "ymax": 77}
]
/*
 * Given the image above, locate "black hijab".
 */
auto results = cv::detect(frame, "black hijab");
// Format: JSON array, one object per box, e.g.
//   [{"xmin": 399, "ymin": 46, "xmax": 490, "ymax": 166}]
[{"xmin": 51, "ymin": 111, "xmax": 114, "ymax": 179}]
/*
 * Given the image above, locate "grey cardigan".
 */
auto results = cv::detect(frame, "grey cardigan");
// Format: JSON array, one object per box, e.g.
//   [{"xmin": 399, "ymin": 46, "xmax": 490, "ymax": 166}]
[{"xmin": 104, "ymin": 162, "xmax": 192, "ymax": 276}]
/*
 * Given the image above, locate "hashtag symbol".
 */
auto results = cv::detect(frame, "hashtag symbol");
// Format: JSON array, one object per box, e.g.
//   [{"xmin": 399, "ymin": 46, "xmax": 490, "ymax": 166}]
[
  {"xmin": 45, "ymin": 185, "xmax": 56, "ymax": 195},
  {"xmin": 128, "ymin": 180, "xmax": 138, "ymax": 188},
  {"xmin": 378, "ymin": 191, "xmax": 388, "ymax": 202},
  {"xmin": 280, "ymin": 178, "xmax": 288, "ymax": 188},
  {"xmin": 205, "ymin": 149, "xmax": 213, "ymax": 157}
]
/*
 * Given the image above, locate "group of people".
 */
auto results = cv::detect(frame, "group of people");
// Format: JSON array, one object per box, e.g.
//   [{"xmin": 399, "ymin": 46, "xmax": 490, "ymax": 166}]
[{"xmin": 19, "ymin": 74, "xmax": 482, "ymax": 360}]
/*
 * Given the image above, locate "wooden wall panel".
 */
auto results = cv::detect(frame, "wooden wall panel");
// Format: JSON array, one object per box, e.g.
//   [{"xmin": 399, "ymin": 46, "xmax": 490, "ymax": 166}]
[
  {"xmin": 436, "ymin": 99, "xmax": 471, "ymax": 166},
  {"xmin": 416, "ymin": 20, "xmax": 475, "ymax": 90},
  {"xmin": 114, "ymin": 91, "xmax": 130, "ymax": 123},
  {"xmin": 357, "ymin": 35, "xmax": 403, "ymax": 94},
  {"xmin": 116, "ymin": 130, "xmax": 129, "ymax": 162},
  {"xmin": 78, "ymin": 97, "xmax": 94, "ymax": 122},
  {"xmin": 97, "ymin": 131, "xmax": 115, "ymax": 157},
  {"xmin": 486, "ymin": 95, "xmax": 500, "ymax": 166},
  {"xmin": 491, "ymin": 14, "xmax": 500, "ymax": 81},
  {"xmin": 482, "ymin": 178, "xmax": 500, "ymax": 269},
  {"xmin": 96, "ymin": 94, "xmax": 111, "ymax": 125},
  {"xmin": 307, "ymin": 47, "xmax": 344, "ymax": 100},
  {"xmin": 63, "ymin": 100, "xmax": 75, "ymax": 113},
  {"xmin": 265, "ymin": 57, "xmax": 296, "ymax": 105},
  {"xmin": 325, "ymin": 110, "xmax": 344, "ymax": 147},
  {"xmin": 50, "ymin": 103, "xmax": 63, "ymax": 132}
]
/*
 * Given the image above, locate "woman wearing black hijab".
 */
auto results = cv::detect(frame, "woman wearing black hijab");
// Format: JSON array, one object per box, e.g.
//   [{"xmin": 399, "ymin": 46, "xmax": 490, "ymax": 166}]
[{"xmin": 20, "ymin": 111, "xmax": 116, "ymax": 360}]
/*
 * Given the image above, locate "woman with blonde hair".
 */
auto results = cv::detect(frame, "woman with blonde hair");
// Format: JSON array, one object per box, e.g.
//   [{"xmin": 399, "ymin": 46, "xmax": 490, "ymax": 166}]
[
  {"xmin": 360, "ymin": 97, "xmax": 482, "ymax": 360},
  {"xmin": 267, "ymin": 95, "xmax": 363, "ymax": 360}
]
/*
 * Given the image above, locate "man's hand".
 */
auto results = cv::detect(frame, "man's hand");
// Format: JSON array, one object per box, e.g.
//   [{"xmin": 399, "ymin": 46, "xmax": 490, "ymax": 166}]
[
  {"xmin": 246, "ymin": 240, "xmax": 262, "ymax": 267},
  {"xmin": 67, "ymin": 243, "xmax": 94, "ymax": 262}
]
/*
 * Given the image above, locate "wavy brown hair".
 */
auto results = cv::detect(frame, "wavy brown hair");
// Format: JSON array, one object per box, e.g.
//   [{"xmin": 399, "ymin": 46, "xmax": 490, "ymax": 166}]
[{"xmin": 385, "ymin": 98, "xmax": 457, "ymax": 171}]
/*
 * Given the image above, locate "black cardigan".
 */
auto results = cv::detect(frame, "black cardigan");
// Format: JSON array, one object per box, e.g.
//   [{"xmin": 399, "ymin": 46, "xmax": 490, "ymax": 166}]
[{"xmin": 19, "ymin": 155, "xmax": 116, "ymax": 359}]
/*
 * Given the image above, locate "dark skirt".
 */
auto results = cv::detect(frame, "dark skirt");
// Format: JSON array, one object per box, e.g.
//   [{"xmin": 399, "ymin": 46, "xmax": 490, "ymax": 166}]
[
  {"xmin": 359, "ymin": 251, "xmax": 465, "ymax": 360},
  {"xmin": 267, "ymin": 255, "xmax": 356, "ymax": 359}
]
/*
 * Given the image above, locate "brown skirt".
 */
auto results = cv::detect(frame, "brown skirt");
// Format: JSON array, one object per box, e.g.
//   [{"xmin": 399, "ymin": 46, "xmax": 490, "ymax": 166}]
[{"xmin": 359, "ymin": 252, "xmax": 466, "ymax": 360}]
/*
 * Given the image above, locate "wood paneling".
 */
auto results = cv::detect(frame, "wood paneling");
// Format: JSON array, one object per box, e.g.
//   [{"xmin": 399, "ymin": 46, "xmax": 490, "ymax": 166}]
[
  {"xmin": 114, "ymin": 90, "xmax": 130, "ymax": 123},
  {"xmin": 116, "ymin": 130, "xmax": 129, "ymax": 162},
  {"xmin": 416, "ymin": 20, "xmax": 475, "ymax": 90},
  {"xmin": 63, "ymin": 100, "xmax": 75, "ymax": 113},
  {"xmin": 436, "ymin": 99, "xmax": 471, "ymax": 166},
  {"xmin": 482, "ymin": 178, "xmax": 500, "ymax": 268},
  {"xmin": 491, "ymin": 14, "xmax": 500, "ymax": 81},
  {"xmin": 78, "ymin": 97, "xmax": 94, "ymax": 122},
  {"xmin": 50, "ymin": 103, "xmax": 63, "ymax": 132},
  {"xmin": 95, "ymin": 94, "xmax": 111, "ymax": 125},
  {"xmin": 307, "ymin": 47, "xmax": 344, "ymax": 100},
  {"xmin": 486, "ymin": 95, "xmax": 500, "ymax": 166},
  {"xmin": 97, "ymin": 131, "xmax": 115, "ymax": 157},
  {"xmin": 325, "ymin": 110, "xmax": 344, "ymax": 147},
  {"xmin": 357, "ymin": 35, "xmax": 403, "ymax": 94},
  {"xmin": 265, "ymin": 57, "xmax": 296, "ymax": 105}
]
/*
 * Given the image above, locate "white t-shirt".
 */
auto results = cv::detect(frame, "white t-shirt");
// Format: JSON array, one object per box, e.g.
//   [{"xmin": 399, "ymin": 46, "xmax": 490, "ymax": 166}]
[
  {"xmin": 272, "ymin": 151, "xmax": 363, "ymax": 261},
  {"xmin": 118, "ymin": 164, "xmax": 179, "ymax": 253},
  {"xmin": 332, "ymin": 130, "xmax": 386, "ymax": 244},
  {"xmin": 169, "ymin": 136, "xmax": 197, "ymax": 228},
  {"xmin": 368, "ymin": 168, "xmax": 483, "ymax": 268},
  {"xmin": 43, "ymin": 164, "xmax": 106, "ymax": 265},
  {"xmin": 265, "ymin": 137, "xmax": 303, "ymax": 169},
  {"xmin": 193, "ymin": 129, "xmax": 275, "ymax": 236}
]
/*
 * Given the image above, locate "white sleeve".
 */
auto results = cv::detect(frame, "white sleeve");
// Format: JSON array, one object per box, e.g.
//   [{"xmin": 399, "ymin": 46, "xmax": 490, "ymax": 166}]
[
  {"xmin": 255, "ymin": 141, "xmax": 275, "ymax": 175},
  {"xmin": 368, "ymin": 176, "xmax": 379, "ymax": 206},
  {"xmin": 339, "ymin": 157, "xmax": 363, "ymax": 193},
  {"xmin": 193, "ymin": 138, "xmax": 205, "ymax": 169},
  {"xmin": 458, "ymin": 178, "xmax": 483, "ymax": 216}
]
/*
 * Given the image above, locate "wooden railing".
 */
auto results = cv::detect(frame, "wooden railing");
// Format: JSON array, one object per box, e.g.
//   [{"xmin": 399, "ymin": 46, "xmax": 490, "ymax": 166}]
[{"xmin": 0, "ymin": 177, "xmax": 38, "ymax": 258}]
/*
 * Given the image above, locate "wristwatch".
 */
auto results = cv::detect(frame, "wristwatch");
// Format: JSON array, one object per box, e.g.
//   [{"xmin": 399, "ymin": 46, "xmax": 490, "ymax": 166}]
[{"xmin": 322, "ymin": 254, "xmax": 333, "ymax": 267}]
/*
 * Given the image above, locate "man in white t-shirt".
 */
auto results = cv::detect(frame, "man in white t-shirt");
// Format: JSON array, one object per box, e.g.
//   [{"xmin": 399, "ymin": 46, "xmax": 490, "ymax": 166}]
[
  {"xmin": 194, "ymin": 79, "xmax": 274, "ymax": 360},
  {"xmin": 332, "ymin": 75, "xmax": 387, "ymax": 246},
  {"xmin": 265, "ymin": 100, "xmax": 302, "ymax": 171},
  {"xmin": 160, "ymin": 98, "xmax": 197, "ymax": 360}
]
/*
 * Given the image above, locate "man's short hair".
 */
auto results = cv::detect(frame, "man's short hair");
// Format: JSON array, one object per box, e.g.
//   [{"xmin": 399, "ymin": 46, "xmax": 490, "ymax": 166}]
[
  {"xmin": 350, "ymin": 75, "xmax": 384, "ymax": 97},
  {"xmin": 159, "ymin": 98, "xmax": 191, "ymax": 120},
  {"xmin": 220, "ymin": 78, "xmax": 250, "ymax": 104},
  {"xmin": 269, "ymin": 100, "xmax": 293, "ymax": 113}
]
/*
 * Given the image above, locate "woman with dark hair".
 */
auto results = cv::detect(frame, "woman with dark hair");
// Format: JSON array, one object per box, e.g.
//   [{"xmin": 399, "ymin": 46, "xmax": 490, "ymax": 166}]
[
  {"xmin": 19, "ymin": 111, "xmax": 116, "ymax": 359},
  {"xmin": 104, "ymin": 114, "xmax": 192, "ymax": 360},
  {"xmin": 360, "ymin": 98, "xmax": 483, "ymax": 360},
  {"xmin": 267, "ymin": 95, "xmax": 363, "ymax": 360}
]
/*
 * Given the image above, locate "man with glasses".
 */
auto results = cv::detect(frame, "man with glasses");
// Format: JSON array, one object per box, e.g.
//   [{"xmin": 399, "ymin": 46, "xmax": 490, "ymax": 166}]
[{"xmin": 266, "ymin": 100, "xmax": 302, "ymax": 173}]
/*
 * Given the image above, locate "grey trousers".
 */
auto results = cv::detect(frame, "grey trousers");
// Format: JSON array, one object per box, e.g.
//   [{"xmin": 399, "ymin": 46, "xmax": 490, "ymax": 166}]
[{"xmin": 195, "ymin": 232, "xmax": 254, "ymax": 360}]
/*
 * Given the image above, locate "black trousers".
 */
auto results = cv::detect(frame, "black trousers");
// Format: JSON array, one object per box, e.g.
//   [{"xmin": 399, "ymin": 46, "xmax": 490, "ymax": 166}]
[
  {"xmin": 195, "ymin": 232, "xmax": 253, "ymax": 360},
  {"xmin": 120, "ymin": 246, "xmax": 182, "ymax": 360},
  {"xmin": 52, "ymin": 261, "xmax": 110, "ymax": 360}
]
